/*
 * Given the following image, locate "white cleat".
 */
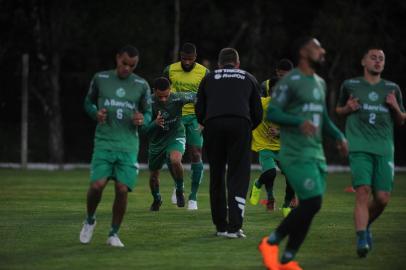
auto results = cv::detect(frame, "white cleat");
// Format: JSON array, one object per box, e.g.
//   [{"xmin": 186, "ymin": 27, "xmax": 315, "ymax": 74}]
[
  {"xmin": 79, "ymin": 221, "xmax": 96, "ymax": 244},
  {"xmin": 226, "ymin": 229, "xmax": 246, "ymax": 239},
  {"xmin": 171, "ymin": 188, "xmax": 177, "ymax": 204},
  {"xmin": 215, "ymin": 231, "xmax": 228, "ymax": 237},
  {"xmin": 187, "ymin": 200, "xmax": 198, "ymax": 210},
  {"xmin": 107, "ymin": 234, "xmax": 125, "ymax": 247}
]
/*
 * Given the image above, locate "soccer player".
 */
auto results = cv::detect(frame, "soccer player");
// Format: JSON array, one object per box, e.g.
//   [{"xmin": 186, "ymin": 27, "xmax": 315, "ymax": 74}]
[
  {"xmin": 249, "ymin": 95, "xmax": 297, "ymax": 217},
  {"xmin": 163, "ymin": 42, "xmax": 209, "ymax": 210},
  {"xmin": 260, "ymin": 59, "xmax": 294, "ymax": 97},
  {"xmin": 79, "ymin": 45, "xmax": 152, "ymax": 247},
  {"xmin": 336, "ymin": 47, "xmax": 406, "ymax": 257},
  {"xmin": 143, "ymin": 77, "xmax": 196, "ymax": 211},
  {"xmin": 258, "ymin": 37, "xmax": 348, "ymax": 270}
]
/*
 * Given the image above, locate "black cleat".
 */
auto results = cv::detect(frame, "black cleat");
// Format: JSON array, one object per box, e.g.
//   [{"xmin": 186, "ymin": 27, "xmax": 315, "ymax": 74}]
[
  {"xmin": 150, "ymin": 199, "xmax": 162, "ymax": 211},
  {"xmin": 176, "ymin": 190, "xmax": 185, "ymax": 207}
]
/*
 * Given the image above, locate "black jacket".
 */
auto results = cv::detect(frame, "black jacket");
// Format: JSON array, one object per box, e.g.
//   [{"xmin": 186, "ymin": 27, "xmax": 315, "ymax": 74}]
[{"xmin": 195, "ymin": 65, "xmax": 262, "ymax": 130}]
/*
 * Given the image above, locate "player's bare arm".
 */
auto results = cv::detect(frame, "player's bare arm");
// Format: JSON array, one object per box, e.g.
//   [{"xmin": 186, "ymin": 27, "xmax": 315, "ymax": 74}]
[{"xmin": 386, "ymin": 91, "xmax": 406, "ymax": 125}]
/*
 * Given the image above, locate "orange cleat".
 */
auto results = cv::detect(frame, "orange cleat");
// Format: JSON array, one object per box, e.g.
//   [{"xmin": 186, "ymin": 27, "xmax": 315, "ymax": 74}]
[
  {"xmin": 279, "ymin": 261, "xmax": 303, "ymax": 270},
  {"xmin": 258, "ymin": 237, "xmax": 280, "ymax": 270}
]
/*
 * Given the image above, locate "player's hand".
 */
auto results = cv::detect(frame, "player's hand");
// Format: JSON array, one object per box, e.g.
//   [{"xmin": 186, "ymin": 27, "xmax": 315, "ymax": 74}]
[
  {"xmin": 268, "ymin": 127, "xmax": 280, "ymax": 138},
  {"xmin": 300, "ymin": 120, "xmax": 317, "ymax": 136},
  {"xmin": 198, "ymin": 124, "xmax": 204, "ymax": 132},
  {"xmin": 345, "ymin": 94, "xmax": 360, "ymax": 112},
  {"xmin": 336, "ymin": 139, "xmax": 349, "ymax": 157},
  {"xmin": 133, "ymin": 112, "xmax": 144, "ymax": 126},
  {"xmin": 155, "ymin": 111, "xmax": 165, "ymax": 128},
  {"xmin": 386, "ymin": 91, "xmax": 400, "ymax": 111},
  {"xmin": 97, "ymin": 108, "xmax": 107, "ymax": 124}
]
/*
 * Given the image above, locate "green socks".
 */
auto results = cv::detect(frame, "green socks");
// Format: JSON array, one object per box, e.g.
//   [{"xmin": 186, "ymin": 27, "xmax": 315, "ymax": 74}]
[
  {"xmin": 86, "ymin": 215, "xmax": 96, "ymax": 225},
  {"xmin": 109, "ymin": 224, "xmax": 120, "ymax": 236},
  {"xmin": 174, "ymin": 177, "xmax": 184, "ymax": 193},
  {"xmin": 189, "ymin": 162, "xmax": 203, "ymax": 200},
  {"xmin": 268, "ymin": 231, "xmax": 282, "ymax": 245},
  {"xmin": 281, "ymin": 249, "xmax": 296, "ymax": 264}
]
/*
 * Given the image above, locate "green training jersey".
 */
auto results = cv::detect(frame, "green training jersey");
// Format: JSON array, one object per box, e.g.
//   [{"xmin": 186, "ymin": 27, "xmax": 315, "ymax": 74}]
[
  {"xmin": 163, "ymin": 62, "xmax": 209, "ymax": 116},
  {"xmin": 268, "ymin": 68, "xmax": 344, "ymax": 161},
  {"xmin": 84, "ymin": 69, "xmax": 152, "ymax": 152},
  {"xmin": 338, "ymin": 77, "xmax": 404, "ymax": 156},
  {"xmin": 145, "ymin": 92, "xmax": 196, "ymax": 152}
]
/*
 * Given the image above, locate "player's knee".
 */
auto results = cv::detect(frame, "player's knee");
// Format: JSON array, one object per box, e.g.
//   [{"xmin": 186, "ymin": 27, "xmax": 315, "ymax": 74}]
[
  {"xmin": 189, "ymin": 147, "xmax": 202, "ymax": 162},
  {"xmin": 355, "ymin": 185, "xmax": 371, "ymax": 198},
  {"xmin": 169, "ymin": 154, "xmax": 182, "ymax": 166},
  {"xmin": 374, "ymin": 193, "xmax": 390, "ymax": 207},
  {"xmin": 90, "ymin": 180, "xmax": 107, "ymax": 191}
]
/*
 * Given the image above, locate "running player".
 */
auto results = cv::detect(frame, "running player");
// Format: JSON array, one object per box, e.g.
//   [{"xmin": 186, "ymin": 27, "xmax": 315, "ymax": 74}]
[
  {"xmin": 79, "ymin": 45, "xmax": 152, "ymax": 247},
  {"xmin": 143, "ymin": 77, "xmax": 196, "ymax": 211},
  {"xmin": 336, "ymin": 47, "xmax": 406, "ymax": 257},
  {"xmin": 258, "ymin": 37, "xmax": 348, "ymax": 270},
  {"xmin": 163, "ymin": 42, "xmax": 209, "ymax": 210},
  {"xmin": 249, "ymin": 95, "xmax": 297, "ymax": 217}
]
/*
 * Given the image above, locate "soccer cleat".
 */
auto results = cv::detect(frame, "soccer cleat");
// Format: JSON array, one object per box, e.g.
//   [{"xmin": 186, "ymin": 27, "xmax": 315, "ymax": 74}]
[
  {"xmin": 150, "ymin": 199, "xmax": 162, "ymax": 211},
  {"xmin": 366, "ymin": 227, "xmax": 373, "ymax": 250},
  {"xmin": 79, "ymin": 221, "xmax": 96, "ymax": 244},
  {"xmin": 356, "ymin": 238, "xmax": 370, "ymax": 258},
  {"xmin": 226, "ymin": 229, "xmax": 246, "ymax": 239},
  {"xmin": 171, "ymin": 188, "xmax": 177, "ymax": 204},
  {"xmin": 176, "ymin": 190, "xmax": 185, "ymax": 207},
  {"xmin": 282, "ymin": 207, "xmax": 292, "ymax": 217},
  {"xmin": 279, "ymin": 261, "xmax": 303, "ymax": 270},
  {"xmin": 258, "ymin": 237, "xmax": 280, "ymax": 270},
  {"xmin": 107, "ymin": 234, "xmax": 125, "ymax": 247},
  {"xmin": 215, "ymin": 231, "xmax": 228, "ymax": 237},
  {"xmin": 266, "ymin": 198, "xmax": 276, "ymax": 211},
  {"xmin": 249, "ymin": 184, "xmax": 262, "ymax": 205},
  {"xmin": 187, "ymin": 200, "xmax": 198, "ymax": 210}
]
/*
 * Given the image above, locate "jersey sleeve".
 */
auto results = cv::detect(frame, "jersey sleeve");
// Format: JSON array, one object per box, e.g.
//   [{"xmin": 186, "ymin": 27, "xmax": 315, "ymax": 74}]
[
  {"xmin": 267, "ymin": 81, "xmax": 304, "ymax": 126},
  {"xmin": 83, "ymin": 75, "xmax": 98, "ymax": 121},
  {"xmin": 395, "ymin": 85, "xmax": 405, "ymax": 112},
  {"xmin": 337, "ymin": 81, "xmax": 349, "ymax": 107},
  {"xmin": 139, "ymin": 81, "xmax": 153, "ymax": 126}
]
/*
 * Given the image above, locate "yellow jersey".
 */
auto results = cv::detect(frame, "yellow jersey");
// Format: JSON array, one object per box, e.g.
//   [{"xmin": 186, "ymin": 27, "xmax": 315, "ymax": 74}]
[
  {"xmin": 165, "ymin": 62, "xmax": 208, "ymax": 116},
  {"xmin": 251, "ymin": 97, "xmax": 280, "ymax": 152}
]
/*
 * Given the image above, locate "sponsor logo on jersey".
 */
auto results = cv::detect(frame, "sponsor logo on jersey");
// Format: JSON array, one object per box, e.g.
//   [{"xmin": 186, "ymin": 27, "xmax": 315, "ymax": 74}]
[
  {"xmin": 348, "ymin": 79, "xmax": 360, "ymax": 84},
  {"xmin": 214, "ymin": 74, "xmax": 222, "ymax": 80},
  {"xmin": 290, "ymin": 75, "xmax": 300, "ymax": 80},
  {"xmin": 362, "ymin": 103, "xmax": 388, "ymax": 112},
  {"xmin": 98, "ymin": 74, "xmax": 109, "ymax": 78},
  {"xmin": 313, "ymin": 88, "xmax": 321, "ymax": 100},
  {"xmin": 214, "ymin": 69, "xmax": 246, "ymax": 80},
  {"xmin": 134, "ymin": 79, "xmax": 146, "ymax": 84},
  {"xmin": 104, "ymin": 99, "xmax": 135, "ymax": 110},
  {"xmin": 302, "ymin": 103, "xmax": 323, "ymax": 112},
  {"xmin": 368, "ymin": 91, "xmax": 379, "ymax": 101},
  {"xmin": 116, "ymin": 88, "xmax": 126, "ymax": 98}
]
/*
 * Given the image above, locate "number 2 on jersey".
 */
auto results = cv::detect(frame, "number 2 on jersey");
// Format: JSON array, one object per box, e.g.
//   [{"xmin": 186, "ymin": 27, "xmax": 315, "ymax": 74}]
[{"xmin": 368, "ymin": 113, "xmax": 376, "ymax": 125}]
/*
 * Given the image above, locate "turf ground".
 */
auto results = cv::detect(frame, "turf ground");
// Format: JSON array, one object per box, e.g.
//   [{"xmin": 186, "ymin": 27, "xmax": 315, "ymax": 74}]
[{"xmin": 1, "ymin": 168, "xmax": 406, "ymax": 270}]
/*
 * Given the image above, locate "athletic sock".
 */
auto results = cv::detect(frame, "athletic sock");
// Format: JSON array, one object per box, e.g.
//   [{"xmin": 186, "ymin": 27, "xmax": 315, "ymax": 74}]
[
  {"xmin": 151, "ymin": 189, "xmax": 161, "ymax": 201},
  {"xmin": 280, "ymin": 249, "xmax": 296, "ymax": 264},
  {"xmin": 189, "ymin": 162, "xmax": 203, "ymax": 200},
  {"xmin": 356, "ymin": 230, "xmax": 367, "ymax": 241},
  {"xmin": 262, "ymin": 168, "xmax": 276, "ymax": 198},
  {"xmin": 268, "ymin": 231, "xmax": 283, "ymax": 245},
  {"xmin": 109, "ymin": 224, "xmax": 120, "ymax": 236},
  {"xmin": 174, "ymin": 177, "xmax": 184, "ymax": 193},
  {"xmin": 86, "ymin": 214, "xmax": 96, "ymax": 225}
]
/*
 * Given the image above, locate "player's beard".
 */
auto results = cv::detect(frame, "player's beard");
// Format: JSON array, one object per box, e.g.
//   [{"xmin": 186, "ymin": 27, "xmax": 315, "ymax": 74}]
[
  {"xmin": 309, "ymin": 56, "xmax": 325, "ymax": 71},
  {"xmin": 181, "ymin": 62, "xmax": 195, "ymax": 72},
  {"xmin": 366, "ymin": 68, "xmax": 381, "ymax": 76}
]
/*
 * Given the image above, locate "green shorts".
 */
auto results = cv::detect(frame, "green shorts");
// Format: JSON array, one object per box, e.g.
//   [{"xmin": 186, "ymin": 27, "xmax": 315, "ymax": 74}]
[
  {"xmin": 349, "ymin": 152, "xmax": 394, "ymax": 192},
  {"xmin": 148, "ymin": 137, "xmax": 186, "ymax": 171},
  {"xmin": 182, "ymin": 115, "xmax": 203, "ymax": 147},
  {"xmin": 279, "ymin": 158, "xmax": 327, "ymax": 200},
  {"xmin": 90, "ymin": 149, "xmax": 139, "ymax": 191},
  {"xmin": 258, "ymin": 149, "xmax": 278, "ymax": 172}
]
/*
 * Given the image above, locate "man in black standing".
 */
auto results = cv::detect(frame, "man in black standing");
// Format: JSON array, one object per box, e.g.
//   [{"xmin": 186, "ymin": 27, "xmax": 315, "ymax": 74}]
[{"xmin": 195, "ymin": 48, "xmax": 262, "ymax": 238}]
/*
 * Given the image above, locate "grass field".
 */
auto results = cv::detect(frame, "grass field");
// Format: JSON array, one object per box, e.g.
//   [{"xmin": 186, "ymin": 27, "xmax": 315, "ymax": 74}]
[{"xmin": 1, "ymin": 168, "xmax": 406, "ymax": 270}]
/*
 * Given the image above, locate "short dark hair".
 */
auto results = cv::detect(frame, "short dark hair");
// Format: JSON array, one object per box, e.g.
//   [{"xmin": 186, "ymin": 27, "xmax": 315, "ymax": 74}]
[
  {"xmin": 276, "ymin": 58, "xmax": 293, "ymax": 71},
  {"xmin": 154, "ymin": 77, "xmax": 170, "ymax": 91},
  {"xmin": 181, "ymin": 42, "xmax": 196, "ymax": 54},
  {"xmin": 363, "ymin": 46, "xmax": 384, "ymax": 57},
  {"xmin": 218, "ymin": 48, "xmax": 239, "ymax": 66},
  {"xmin": 117, "ymin": 45, "xmax": 139, "ymax": 57},
  {"xmin": 291, "ymin": 36, "xmax": 314, "ymax": 63}
]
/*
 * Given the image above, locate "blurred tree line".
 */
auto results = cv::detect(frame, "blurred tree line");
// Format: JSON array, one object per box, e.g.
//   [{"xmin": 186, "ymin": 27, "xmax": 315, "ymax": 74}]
[{"xmin": 1, "ymin": 0, "xmax": 405, "ymax": 165}]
